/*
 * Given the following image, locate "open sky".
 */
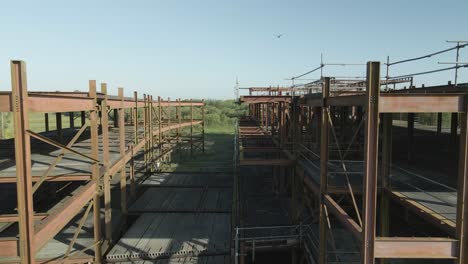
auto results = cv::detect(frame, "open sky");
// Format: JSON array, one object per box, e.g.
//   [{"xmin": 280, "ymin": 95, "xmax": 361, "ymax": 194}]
[{"xmin": 0, "ymin": 0, "xmax": 467, "ymax": 99}]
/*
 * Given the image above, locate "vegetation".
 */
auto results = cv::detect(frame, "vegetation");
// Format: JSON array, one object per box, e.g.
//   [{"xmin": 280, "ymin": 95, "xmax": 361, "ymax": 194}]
[
  {"xmin": 203, "ymin": 99, "xmax": 247, "ymax": 134},
  {"xmin": 0, "ymin": 99, "xmax": 248, "ymax": 139}
]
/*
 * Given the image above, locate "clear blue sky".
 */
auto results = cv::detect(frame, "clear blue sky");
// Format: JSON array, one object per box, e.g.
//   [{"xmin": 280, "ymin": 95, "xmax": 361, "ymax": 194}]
[{"xmin": 1, "ymin": 0, "xmax": 467, "ymax": 99}]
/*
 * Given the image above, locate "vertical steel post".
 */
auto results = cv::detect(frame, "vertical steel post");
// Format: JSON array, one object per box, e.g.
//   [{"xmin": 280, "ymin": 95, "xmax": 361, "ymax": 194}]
[
  {"xmin": 143, "ymin": 94, "xmax": 148, "ymax": 173},
  {"xmin": 113, "ymin": 109, "xmax": 118, "ymax": 128},
  {"xmin": 202, "ymin": 99, "xmax": 205, "ymax": 153},
  {"xmin": 45, "ymin": 113, "xmax": 49, "ymax": 132},
  {"xmin": 118, "ymin": 88, "xmax": 127, "ymax": 228},
  {"xmin": 407, "ymin": 113, "xmax": 414, "ymax": 162},
  {"xmin": 319, "ymin": 77, "xmax": 330, "ymax": 264},
  {"xmin": 56, "ymin": 112, "xmax": 62, "ymax": 142},
  {"xmin": 437, "ymin": 113, "xmax": 442, "ymax": 136},
  {"xmin": 177, "ymin": 99, "xmax": 182, "ymax": 161},
  {"xmin": 100, "ymin": 83, "xmax": 112, "ymax": 243},
  {"xmin": 134, "ymin": 91, "xmax": 139, "ymax": 144},
  {"xmin": 157, "ymin": 96, "xmax": 162, "ymax": 165},
  {"xmin": 362, "ymin": 61, "xmax": 381, "ymax": 264},
  {"xmin": 456, "ymin": 99, "xmax": 468, "ymax": 264},
  {"xmin": 150, "ymin": 95, "xmax": 155, "ymax": 172},
  {"xmin": 89, "ymin": 80, "xmax": 102, "ymax": 263},
  {"xmin": 81, "ymin": 111, "xmax": 86, "ymax": 127},
  {"xmin": 190, "ymin": 99, "xmax": 193, "ymax": 156},
  {"xmin": 379, "ymin": 113, "xmax": 392, "ymax": 264},
  {"xmin": 451, "ymin": 113, "xmax": 458, "ymax": 147},
  {"xmin": 11, "ymin": 60, "xmax": 35, "ymax": 264},
  {"xmin": 69, "ymin": 112, "xmax": 74, "ymax": 128}
]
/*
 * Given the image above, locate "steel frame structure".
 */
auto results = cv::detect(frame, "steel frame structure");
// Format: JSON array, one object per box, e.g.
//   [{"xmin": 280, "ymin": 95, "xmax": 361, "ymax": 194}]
[
  {"xmin": 237, "ymin": 62, "xmax": 467, "ymax": 263},
  {"xmin": 0, "ymin": 60, "xmax": 205, "ymax": 263}
]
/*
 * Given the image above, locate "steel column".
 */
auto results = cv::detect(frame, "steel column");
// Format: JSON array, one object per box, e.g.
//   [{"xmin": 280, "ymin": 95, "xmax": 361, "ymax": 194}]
[
  {"xmin": 45, "ymin": 113, "xmax": 49, "ymax": 132},
  {"xmin": 100, "ymin": 83, "xmax": 112, "ymax": 242},
  {"xmin": 89, "ymin": 80, "xmax": 102, "ymax": 263},
  {"xmin": 118, "ymin": 88, "xmax": 127, "ymax": 228},
  {"xmin": 362, "ymin": 61, "xmax": 381, "ymax": 264},
  {"xmin": 379, "ymin": 113, "xmax": 392, "ymax": 264},
  {"xmin": 456, "ymin": 97, "xmax": 468, "ymax": 264},
  {"xmin": 319, "ymin": 77, "xmax": 330, "ymax": 264},
  {"xmin": 69, "ymin": 112, "xmax": 74, "ymax": 128},
  {"xmin": 56, "ymin": 112, "xmax": 62, "ymax": 142},
  {"xmin": 11, "ymin": 60, "xmax": 35, "ymax": 264},
  {"xmin": 437, "ymin": 112, "xmax": 442, "ymax": 135}
]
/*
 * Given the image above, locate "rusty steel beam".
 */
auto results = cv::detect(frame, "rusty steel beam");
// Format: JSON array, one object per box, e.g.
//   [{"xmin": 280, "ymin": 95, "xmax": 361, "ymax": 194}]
[
  {"xmin": 0, "ymin": 175, "xmax": 91, "ymax": 183},
  {"xmin": 34, "ymin": 181, "xmax": 96, "ymax": 251},
  {"xmin": 239, "ymin": 159, "xmax": 294, "ymax": 166},
  {"xmin": 0, "ymin": 213, "xmax": 47, "ymax": 223},
  {"xmin": 300, "ymin": 92, "xmax": 465, "ymax": 114},
  {"xmin": 239, "ymin": 96, "xmax": 292, "ymax": 104},
  {"xmin": 362, "ymin": 61, "xmax": 380, "ymax": 264},
  {"xmin": 11, "ymin": 60, "xmax": 35, "ymax": 264},
  {"xmin": 0, "ymin": 238, "xmax": 19, "ymax": 257},
  {"xmin": 323, "ymin": 194, "xmax": 363, "ymax": 241},
  {"xmin": 379, "ymin": 94, "xmax": 465, "ymax": 113},
  {"xmin": 374, "ymin": 237, "xmax": 457, "ymax": 259},
  {"xmin": 240, "ymin": 147, "xmax": 282, "ymax": 153},
  {"xmin": 388, "ymin": 190, "xmax": 455, "ymax": 234}
]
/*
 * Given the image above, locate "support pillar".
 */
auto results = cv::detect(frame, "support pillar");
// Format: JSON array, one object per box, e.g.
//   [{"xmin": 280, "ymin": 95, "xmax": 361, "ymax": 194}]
[
  {"xmin": 11, "ymin": 60, "xmax": 35, "ymax": 264},
  {"xmin": 362, "ymin": 61, "xmax": 381, "ymax": 264},
  {"xmin": 69, "ymin": 112, "xmax": 74, "ymax": 128},
  {"xmin": 190, "ymin": 99, "xmax": 193, "ymax": 156},
  {"xmin": 56, "ymin": 112, "xmax": 62, "ymax": 142},
  {"xmin": 100, "ymin": 83, "xmax": 112, "ymax": 243},
  {"xmin": 456, "ymin": 104, "xmax": 468, "ymax": 264},
  {"xmin": 407, "ymin": 113, "xmax": 414, "ymax": 162},
  {"xmin": 81, "ymin": 111, "xmax": 86, "ymax": 127},
  {"xmin": 89, "ymin": 80, "xmax": 102, "ymax": 262},
  {"xmin": 45, "ymin": 113, "xmax": 49, "ymax": 132},
  {"xmin": 118, "ymin": 88, "xmax": 127, "ymax": 229},
  {"xmin": 452, "ymin": 113, "xmax": 458, "ymax": 147},
  {"xmin": 379, "ymin": 113, "xmax": 392, "ymax": 264},
  {"xmin": 437, "ymin": 113, "xmax": 442, "ymax": 136},
  {"xmin": 319, "ymin": 77, "xmax": 330, "ymax": 264},
  {"xmin": 202, "ymin": 99, "xmax": 205, "ymax": 153}
]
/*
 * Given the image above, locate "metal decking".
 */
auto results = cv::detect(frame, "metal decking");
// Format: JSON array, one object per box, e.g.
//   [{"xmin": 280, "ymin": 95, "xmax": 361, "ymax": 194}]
[{"xmin": 106, "ymin": 171, "xmax": 233, "ymax": 262}]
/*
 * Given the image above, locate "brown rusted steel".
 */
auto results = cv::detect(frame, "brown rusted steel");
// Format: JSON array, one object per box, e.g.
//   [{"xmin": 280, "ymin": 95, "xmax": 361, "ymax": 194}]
[
  {"xmin": 362, "ymin": 61, "xmax": 381, "ymax": 264},
  {"xmin": 319, "ymin": 77, "xmax": 330, "ymax": 264},
  {"xmin": 456, "ymin": 95, "xmax": 468, "ymax": 264},
  {"xmin": 32, "ymin": 123, "xmax": 89, "ymax": 193},
  {"xmin": 27, "ymin": 129, "xmax": 98, "ymax": 162},
  {"xmin": 190, "ymin": 98, "xmax": 193, "ymax": 156},
  {"xmin": 45, "ymin": 113, "xmax": 49, "ymax": 132},
  {"xmin": 374, "ymin": 237, "xmax": 457, "ymax": 259},
  {"xmin": 202, "ymin": 99, "xmax": 205, "ymax": 153},
  {"xmin": 56, "ymin": 112, "xmax": 62, "ymax": 142},
  {"xmin": 118, "ymin": 88, "xmax": 127, "ymax": 228},
  {"xmin": 89, "ymin": 80, "xmax": 102, "ymax": 262},
  {"xmin": 11, "ymin": 60, "xmax": 35, "ymax": 264},
  {"xmin": 100, "ymin": 83, "xmax": 112, "ymax": 243},
  {"xmin": 134, "ymin": 91, "xmax": 139, "ymax": 144},
  {"xmin": 34, "ymin": 181, "xmax": 96, "ymax": 251},
  {"xmin": 238, "ymin": 159, "xmax": 294, "ymax": 166}
]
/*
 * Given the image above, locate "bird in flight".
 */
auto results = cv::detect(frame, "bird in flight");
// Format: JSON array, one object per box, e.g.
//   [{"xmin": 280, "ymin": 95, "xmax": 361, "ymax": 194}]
[{"xmin": 276, "ymin": 34, "xmax": 283, "ymax": 38}]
